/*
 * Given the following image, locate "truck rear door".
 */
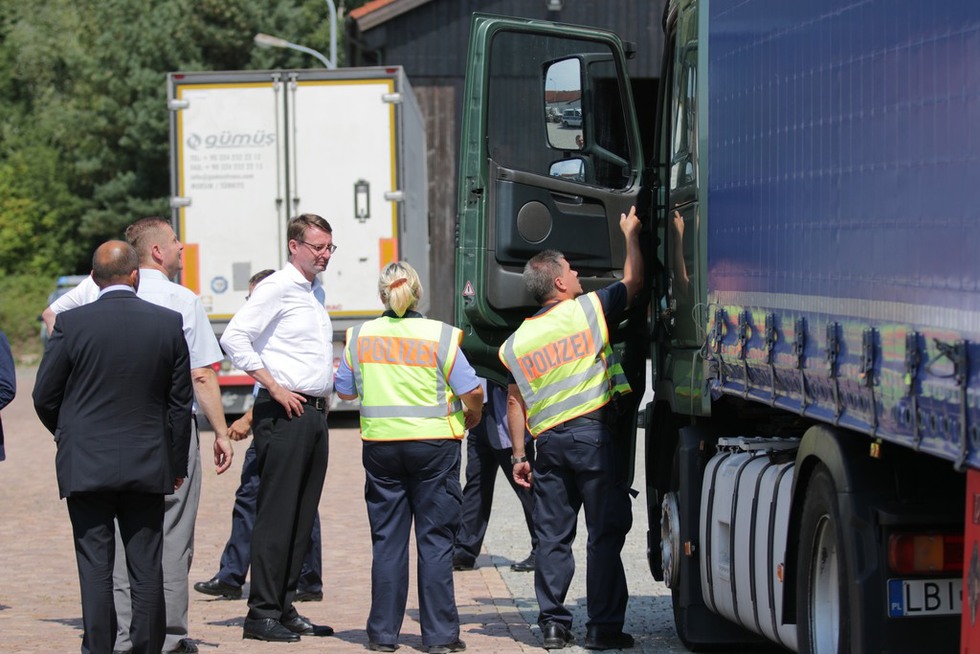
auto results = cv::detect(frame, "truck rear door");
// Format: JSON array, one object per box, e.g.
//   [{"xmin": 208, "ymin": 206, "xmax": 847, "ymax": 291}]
[
  {"xmin": 288, "ymin": 70, "xmax": 415, "ymax": 320},
  {"xmin": 170, "ymin": 69, "xmax": 425, "ymax": 323},
  {"xmin": 169, "ymin": 71, "xmax": 287, "ymax": 320}
]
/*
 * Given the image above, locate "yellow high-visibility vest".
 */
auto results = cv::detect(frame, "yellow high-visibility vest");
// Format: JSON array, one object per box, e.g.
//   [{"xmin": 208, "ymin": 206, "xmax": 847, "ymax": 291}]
[
  {"xmin": 345, "ymin": 317, "xmax": 466, "ymax": 441},
  {"xmin": 499, "ymin": 292, "xmax": 630, "ymax": 436}
]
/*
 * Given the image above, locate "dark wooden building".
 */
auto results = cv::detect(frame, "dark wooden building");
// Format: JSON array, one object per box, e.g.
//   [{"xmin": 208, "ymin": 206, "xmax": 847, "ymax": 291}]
[{"xmin": 346, "ymin": 0, "xmax": 667, "ymax": 322}]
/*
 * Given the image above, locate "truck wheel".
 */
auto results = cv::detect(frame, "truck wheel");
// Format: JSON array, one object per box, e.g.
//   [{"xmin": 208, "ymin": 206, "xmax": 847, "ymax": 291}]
[
  {"xmin": 664, "ymin": 443, "xmax": 706, "ymax": 651},
  {"xmin": 663, "ymin": 469, "xmax": 703, "ymax": 650},
  {"xmin": 796, "ymin": 465, "xmax": 849, "ymax": 654}
]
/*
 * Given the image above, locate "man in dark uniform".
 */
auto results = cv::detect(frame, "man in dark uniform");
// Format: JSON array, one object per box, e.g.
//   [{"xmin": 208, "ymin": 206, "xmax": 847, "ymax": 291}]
[
  {"xmin": 452, "ymin": 379, "xmax": 537, "ymax": 573},
  {"xmin": 501, "ymin": 207, "xmax": 642, "ymax": 651}
]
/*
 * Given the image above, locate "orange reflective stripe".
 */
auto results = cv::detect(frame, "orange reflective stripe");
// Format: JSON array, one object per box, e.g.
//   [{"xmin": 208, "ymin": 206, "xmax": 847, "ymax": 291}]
[
  {"xmin": 516, "ymin": 328, "xmax": 595, "ymax": 381},
  {"xmin": 357, "ymin": 335, "xmax": 438, "ymax": 367}
]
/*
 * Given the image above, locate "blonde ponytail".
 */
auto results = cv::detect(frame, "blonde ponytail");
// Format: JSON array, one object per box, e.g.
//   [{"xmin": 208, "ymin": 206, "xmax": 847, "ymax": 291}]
[{"xmin": 378, "ymin": 261, "xmax": 422, "ymax": 317}]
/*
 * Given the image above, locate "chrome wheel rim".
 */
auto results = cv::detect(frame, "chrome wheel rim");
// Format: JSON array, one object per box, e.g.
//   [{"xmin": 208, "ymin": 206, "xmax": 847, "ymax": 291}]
[
  {"xmin": 661, "ymin": 492, "xmax": 681, "ymax": 588},
  {"xmin": 809, "ymin": 516, "xmax": 840, "ymax": 653}
]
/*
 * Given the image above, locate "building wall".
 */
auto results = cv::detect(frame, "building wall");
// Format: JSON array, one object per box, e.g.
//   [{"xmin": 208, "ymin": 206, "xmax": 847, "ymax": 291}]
[
  {"xmin": 413, "ymin": 82, "xmax": 460, "ymax": 323},
  {"xmin": 349, "ymin": 0, "xmax": 666, "ymax": 322}
]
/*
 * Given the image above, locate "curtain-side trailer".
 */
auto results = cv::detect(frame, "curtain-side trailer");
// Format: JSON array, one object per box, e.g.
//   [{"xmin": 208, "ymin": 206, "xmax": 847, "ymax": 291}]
[{"xmin": 453, "ymin": 2, "xmax": 980, "ymax": 651}]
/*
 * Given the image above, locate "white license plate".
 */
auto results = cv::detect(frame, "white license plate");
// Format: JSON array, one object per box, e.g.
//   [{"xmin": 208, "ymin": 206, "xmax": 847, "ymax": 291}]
[{"xmin": 888, "ymin": 577, "xmax": 962, "ymax": 617}]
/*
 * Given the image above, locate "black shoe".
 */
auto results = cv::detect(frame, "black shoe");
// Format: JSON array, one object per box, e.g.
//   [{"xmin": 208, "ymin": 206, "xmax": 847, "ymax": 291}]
[
  {"xmin": 542, "ymin": 622, "xmax": 574, "ymax": 649},
  {"xmin": 367, "ymin": 643, "xmax": 397, "ymax": 652},
  {"xmin": 281, "ymin": 614, "xmax": 334, "ymax": 637},
  {"xmin": 510, "ymin": 553, "xmax": 535, "ymax": 572},
  {"xmin": 166, "ymin": 640, "xmax": 199, "ymax": 653},
  {"xmin": 193, "ymin": 577, "xmax": 242, "ymax": 599},
  {"xmin": 427, "ymin": 639, "xmax": 466, "ymax": 654},
  {"xmin": 294, "ymin": 589, "xmax": 324, "ymax": 602},
  {"xmin": 243, "ymin": 617, "xmax": 300, "ymax": 642},
  {"xmin": 584, "ymin": 629, "xmax": 634, "ymax": 650},
  {"xmin": 452, "ymin": 555, "xmax": 476, "ymax": 571}
]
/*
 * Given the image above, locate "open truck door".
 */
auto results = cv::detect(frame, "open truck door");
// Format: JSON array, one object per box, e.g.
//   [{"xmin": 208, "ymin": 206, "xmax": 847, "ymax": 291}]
[{"xmin": 454, "ymin": 14, "xmax": 650, "ymax": 483}]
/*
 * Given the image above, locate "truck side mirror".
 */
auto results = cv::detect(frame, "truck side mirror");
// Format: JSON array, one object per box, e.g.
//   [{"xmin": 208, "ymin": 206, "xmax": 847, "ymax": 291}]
[
  {"xmin": 544, "ymin": 57, "xmax": 583, "ymax": 151},
  {"xmin": 549, "ymin": 157, "xmax": 586, "ymax": 183}
]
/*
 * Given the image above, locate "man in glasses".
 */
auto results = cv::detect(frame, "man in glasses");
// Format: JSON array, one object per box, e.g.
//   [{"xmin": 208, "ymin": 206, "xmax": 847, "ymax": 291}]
[
  {"xmin": 195, "ymin": 269, "xmax": 324, "ymax": 604},
  {"xmin": 220, "ymin": 214, "xmax": 336, "ymax": 643}
]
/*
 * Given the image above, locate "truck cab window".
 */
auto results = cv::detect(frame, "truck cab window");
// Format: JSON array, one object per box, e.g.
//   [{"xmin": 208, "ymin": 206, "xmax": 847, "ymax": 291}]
[
  {"xmin": 669, "ymin": 7, "xmax": 698, "ymax": 198},
  {"xmin": 487, "ymin": 31, "xmax": 632, "ymax": 189},
  {"xmin": 665, "ymin": 3, "xmax": 701, "ymax": 349}
]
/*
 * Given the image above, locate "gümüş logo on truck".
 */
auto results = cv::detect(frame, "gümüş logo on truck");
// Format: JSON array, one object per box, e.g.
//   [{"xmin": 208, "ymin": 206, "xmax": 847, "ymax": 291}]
[{"xmin": 186, "ymin": 131, "xmax": 276, "ymax": 149}]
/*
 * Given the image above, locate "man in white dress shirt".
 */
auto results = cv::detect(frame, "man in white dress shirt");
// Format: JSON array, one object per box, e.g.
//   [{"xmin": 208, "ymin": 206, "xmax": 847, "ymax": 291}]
[
  {"xmin": 220, "ymin": 213, "xmax": 335, "ymax": 643},
  {"xmin": 42, "ymin": 217, "xmax": 233, "ymax": 654}
]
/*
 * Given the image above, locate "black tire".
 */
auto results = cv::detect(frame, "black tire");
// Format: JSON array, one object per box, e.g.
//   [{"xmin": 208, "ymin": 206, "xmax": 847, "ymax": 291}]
[
  {"xmin": 665, "ymin": 435, "xmax": 704, "ymax": 651},
  {"xmin": 796, "ymin": 465, "xmax": 850, "ymax": 654},
  {"xmin": 666, "ymin": 450, "xmax": 696, "ymax": 649}
]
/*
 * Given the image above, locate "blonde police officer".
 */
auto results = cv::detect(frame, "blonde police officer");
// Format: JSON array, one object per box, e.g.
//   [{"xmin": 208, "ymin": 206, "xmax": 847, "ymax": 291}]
[
  {"xmin": 501, "ymin": 207, "xmax": 643, "ymax": 651},
  {"xmin": 335, "ymin": 261, "xmax": 483, "ymax": 654}
]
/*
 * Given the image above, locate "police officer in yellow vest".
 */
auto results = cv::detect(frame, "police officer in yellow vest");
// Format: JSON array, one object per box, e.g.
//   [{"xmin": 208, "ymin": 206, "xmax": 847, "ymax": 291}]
[
  {"xmin": 500, "ymin": 206, "xmax": 642, "ymax": 651},
  {"xmin": 335, "ymin": 261, "xmax": 483, "ymax": 654}
]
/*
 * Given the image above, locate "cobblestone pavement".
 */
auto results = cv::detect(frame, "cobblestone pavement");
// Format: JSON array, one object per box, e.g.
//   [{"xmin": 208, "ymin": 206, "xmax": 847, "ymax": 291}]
[{"xmin": 0, "ymin": 367, "xmax": 689, "ymax": 653}]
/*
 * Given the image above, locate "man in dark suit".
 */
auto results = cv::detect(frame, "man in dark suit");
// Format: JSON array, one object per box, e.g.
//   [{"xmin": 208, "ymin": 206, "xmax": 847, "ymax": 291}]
[{"xmin": 33, "ymin": 241, "xmax": 193, "ymax": 654}]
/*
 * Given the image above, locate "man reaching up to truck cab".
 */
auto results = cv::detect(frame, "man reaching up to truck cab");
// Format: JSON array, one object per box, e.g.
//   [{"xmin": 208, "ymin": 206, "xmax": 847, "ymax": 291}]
[{"xmin": 500, "ymin": 206, "xmax": 642, "ymax": 651}]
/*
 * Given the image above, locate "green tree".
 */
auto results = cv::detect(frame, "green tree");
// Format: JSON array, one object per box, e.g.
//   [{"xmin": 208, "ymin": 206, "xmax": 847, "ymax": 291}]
[
  {"xmin": 1, "ymin": 0, "xmax": 366, "ymax": 273},
  {"xmin": 0, "ymin": 0, "xmax": 371, "ymax": 358},
  {"xmin": 0, "ymin": 146, "xmax": 88, "ymax": 277}
]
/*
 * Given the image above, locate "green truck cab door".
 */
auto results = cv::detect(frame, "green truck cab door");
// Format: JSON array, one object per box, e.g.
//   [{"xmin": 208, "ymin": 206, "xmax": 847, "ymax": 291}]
[
  {"xmin": 454, "ymin": 14, "xmax": 649, "ymax": 479},
  {"xmin": 455, "ymin": 14, "xmax": 648, "ymax": 381}
]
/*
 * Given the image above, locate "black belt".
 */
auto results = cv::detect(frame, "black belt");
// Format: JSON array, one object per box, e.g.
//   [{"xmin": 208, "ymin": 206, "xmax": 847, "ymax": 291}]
[
  {"xmin": 552, "ymin": 408, "xmax": 609, "ymax": 431},
  {"xmin": 256, "ymin": 388, "xmax": 328, "ymax": 412}
]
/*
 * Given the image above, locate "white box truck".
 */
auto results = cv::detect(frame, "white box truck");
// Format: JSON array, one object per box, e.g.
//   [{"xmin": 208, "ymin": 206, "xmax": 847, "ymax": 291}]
[{"xmin": 167, "ymin": 66, "xmax": 429, "ymax": 417}]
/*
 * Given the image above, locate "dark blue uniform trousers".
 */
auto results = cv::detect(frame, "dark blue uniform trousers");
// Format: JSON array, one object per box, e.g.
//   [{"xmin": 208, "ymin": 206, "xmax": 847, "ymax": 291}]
[
  {"xmin": 215, "ymin": 442, "xmax": 322, "ymax": 592},
  {"xmin": 532, "ymin": 420, "xmax": 632, "ymax": 632},
  {"xmin": 363, "ymin": 439, "xmax": 462, "ymax": 647},
  {"xmin": 455, "ymin": 420, "xmax": 537, "ymax": 565}
]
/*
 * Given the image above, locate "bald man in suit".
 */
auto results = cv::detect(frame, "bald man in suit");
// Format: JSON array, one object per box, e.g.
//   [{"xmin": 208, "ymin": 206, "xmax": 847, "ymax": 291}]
[{"xmin": 34, "ymin": 241, "xmax": 193, "ymax": 654}]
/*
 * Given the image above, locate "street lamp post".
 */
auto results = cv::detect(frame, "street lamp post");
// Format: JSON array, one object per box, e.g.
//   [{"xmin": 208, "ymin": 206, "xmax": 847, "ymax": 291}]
[
  {"xmin": 254, "ymin": 33, "xmax": 334, "ymax": 69},
  {"xmin": 254, "ymin": 0, "xmax": 337, "ymax": 69},
  {"xmin": 324, "ymin": 0, "xmax": 337, "ymax": 71}
]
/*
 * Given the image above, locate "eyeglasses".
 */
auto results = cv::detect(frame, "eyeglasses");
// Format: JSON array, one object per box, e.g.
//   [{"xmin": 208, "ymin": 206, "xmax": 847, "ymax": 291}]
[{"xmin": 297, "ymin": 240, "xmax": 337, "ymax": 255}]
